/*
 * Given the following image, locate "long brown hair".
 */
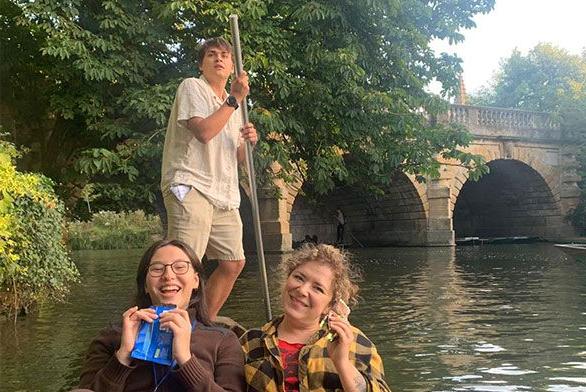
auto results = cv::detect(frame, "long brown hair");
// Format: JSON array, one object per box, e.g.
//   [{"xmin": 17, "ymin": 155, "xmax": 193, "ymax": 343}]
[{"xmin": 135, "ymin": 239, "xmax": 211, "ymax": 325}]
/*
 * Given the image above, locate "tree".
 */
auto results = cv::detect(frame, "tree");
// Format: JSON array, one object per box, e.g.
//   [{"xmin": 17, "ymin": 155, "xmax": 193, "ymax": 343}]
[
  {"xmin": 2, "ymin": 0, "xmax": 495, "ymax": 217},
  {"xmin": 471, "ymin": 43, "xmax": 586, "ymax": 231},
  {"xmin": 472, "ymin": 44, "xmax": 586, "ymax": 114}
]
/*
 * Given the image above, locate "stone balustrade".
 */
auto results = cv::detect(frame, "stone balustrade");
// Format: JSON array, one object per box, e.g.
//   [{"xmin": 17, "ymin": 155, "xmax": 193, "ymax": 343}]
[{"xmin": 448, "ymin": 104, "xmax": 559, "ymax": 131}]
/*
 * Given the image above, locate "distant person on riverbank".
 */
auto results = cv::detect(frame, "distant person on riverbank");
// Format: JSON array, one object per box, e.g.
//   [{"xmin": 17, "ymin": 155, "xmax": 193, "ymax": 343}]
[
  {"xmin": 240, "ymin": 243, "xmax": 391, "ymax": 392},
  {"xmin": 160, "ymin": 37, "xmax": 258, "ymax": 320},
  {"xmin": 76, "ymin": 239, "xmax": 245, "ymax": 391},
  {"xmin": 335, "ymin": 208, "xmax": 345, "ymax": 244}
]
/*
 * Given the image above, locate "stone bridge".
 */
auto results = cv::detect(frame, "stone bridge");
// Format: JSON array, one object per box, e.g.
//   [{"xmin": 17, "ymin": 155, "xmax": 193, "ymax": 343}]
[{"xmin": 240, "ymin": 104, "xmax": 581, "ymax": 251}]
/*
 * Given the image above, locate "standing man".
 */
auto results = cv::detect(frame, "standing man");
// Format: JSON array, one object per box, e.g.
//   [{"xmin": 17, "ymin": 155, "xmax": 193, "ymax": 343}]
[
  {"xmin": 161, "ymin": 37, "xmax": 258, "ymax": 319},
  {"xmin": 335, "ymin": 208, "xmax": 345, "ymax": 245}
]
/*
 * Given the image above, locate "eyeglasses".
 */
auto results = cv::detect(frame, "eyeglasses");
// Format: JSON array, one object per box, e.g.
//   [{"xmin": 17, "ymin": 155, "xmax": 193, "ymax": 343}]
[{"xmin": 148, "ymin": 261, "xmax": 191, "ymax": 277}]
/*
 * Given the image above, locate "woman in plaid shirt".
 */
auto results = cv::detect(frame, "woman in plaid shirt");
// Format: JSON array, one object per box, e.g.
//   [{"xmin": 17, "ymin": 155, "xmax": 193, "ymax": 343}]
[{"xmin": 240, "ymin": 244, "xmax": 391, "ymax": 392}]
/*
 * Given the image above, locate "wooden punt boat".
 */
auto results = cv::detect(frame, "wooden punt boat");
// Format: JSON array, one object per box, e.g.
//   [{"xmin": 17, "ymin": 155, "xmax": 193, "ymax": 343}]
[{"xmin": 554, "ymin": 243, "xmax": 586, "ymax": 260}]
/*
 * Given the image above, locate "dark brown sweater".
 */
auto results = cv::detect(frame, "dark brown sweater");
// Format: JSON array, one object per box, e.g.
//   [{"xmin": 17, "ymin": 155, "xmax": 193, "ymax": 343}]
[{"xmin": 78, "ymin": 323, "xmax": 245, "ymax": 392}]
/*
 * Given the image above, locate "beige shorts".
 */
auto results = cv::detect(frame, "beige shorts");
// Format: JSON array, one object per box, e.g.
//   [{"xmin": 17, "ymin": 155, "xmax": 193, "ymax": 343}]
[{"xmin": 163, "ymin": 187, "xmax": 245, "ymax": 261}]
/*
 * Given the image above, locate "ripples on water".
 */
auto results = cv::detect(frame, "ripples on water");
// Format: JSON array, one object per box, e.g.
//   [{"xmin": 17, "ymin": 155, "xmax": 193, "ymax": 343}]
[
  {"xmin": 354, "ymin": 245, "xmax": 586, "ymax": 392},
  {"xmin": 0, "ymin": 244, "xmax": 585, "ymax": 391}
]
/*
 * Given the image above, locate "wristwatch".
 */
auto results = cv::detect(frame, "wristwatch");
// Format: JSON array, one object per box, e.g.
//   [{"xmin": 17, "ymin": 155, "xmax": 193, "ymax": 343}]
[{"xmin": 225, "ymin": 95, "xmax": 239, "ymax": 110}]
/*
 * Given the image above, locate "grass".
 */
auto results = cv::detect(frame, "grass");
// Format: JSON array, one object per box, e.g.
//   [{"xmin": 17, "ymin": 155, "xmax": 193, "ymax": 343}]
[{"xmin": 67, "ymin": 210, "xmax": 163, "ymax": 250}]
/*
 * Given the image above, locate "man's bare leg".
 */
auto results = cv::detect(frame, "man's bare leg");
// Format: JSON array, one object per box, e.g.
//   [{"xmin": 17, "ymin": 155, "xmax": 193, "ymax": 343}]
[{"xmin": 205, "ymin": 259, "xmax": 245, "ymax": 320}]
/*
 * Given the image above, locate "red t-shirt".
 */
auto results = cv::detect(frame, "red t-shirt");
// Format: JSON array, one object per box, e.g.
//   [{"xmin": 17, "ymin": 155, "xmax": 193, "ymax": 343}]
[{"xmin": 278, "ymin": 339, "xmax": 305, "ymax": 392}]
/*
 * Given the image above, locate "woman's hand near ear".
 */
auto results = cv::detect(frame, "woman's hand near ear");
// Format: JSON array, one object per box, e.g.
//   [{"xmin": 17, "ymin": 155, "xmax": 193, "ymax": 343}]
[{"xmin": 327, "ymin": 314, "xmax": 367, "ymax": 392}]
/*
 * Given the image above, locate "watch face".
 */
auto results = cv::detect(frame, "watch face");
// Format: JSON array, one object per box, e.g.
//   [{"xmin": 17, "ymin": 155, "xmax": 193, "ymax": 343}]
[{"xmin": 227, "ymin": 96, "xmax": 238, "ymax": 108}]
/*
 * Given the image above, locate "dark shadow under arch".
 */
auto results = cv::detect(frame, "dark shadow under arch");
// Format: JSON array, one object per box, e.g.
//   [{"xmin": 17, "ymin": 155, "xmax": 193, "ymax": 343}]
[
  {"xmin": 290, "ymin": 173, "xmax": 427, "ymax": 246},
  {"xmin": 453, "ymin": 159, "xmax": 561, "ymax": 238}
]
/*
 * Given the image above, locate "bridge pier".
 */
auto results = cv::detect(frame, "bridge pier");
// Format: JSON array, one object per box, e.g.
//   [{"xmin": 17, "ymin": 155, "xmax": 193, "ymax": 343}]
[
  {"xmin": 426, "ymin": 184, "xmax": 455, "ymax": 246},
  {"xmin": 240, "ymin": 178, "xmax": 293, "ymax": 254},
  {"xmin": 257, "ymin": 188, "xmax": 292, "ymax": 253}
]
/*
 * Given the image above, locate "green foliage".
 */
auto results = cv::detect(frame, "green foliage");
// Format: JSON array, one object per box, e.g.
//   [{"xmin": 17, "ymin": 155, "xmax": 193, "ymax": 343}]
[
  {"xmin": 0, "ymin": 138, "xmax": 79, "ymax": 317},
  {"xmin": 68, "ymin": 210, "xmax": 162, "ymax": 250},
  {"xmin": 471, "ymin": 44, "xmax": 586, "ymax": 114},
  {"xmin": 471, "ymin": 43, "xmax": 586, "ymax": 231},
  {"xmin": 2, "ymin": 0, "xmax": 494, "ymax": 212},
  {"xmin": 239, "ymin": 0, "xmax": 494, "ymax": 193}
]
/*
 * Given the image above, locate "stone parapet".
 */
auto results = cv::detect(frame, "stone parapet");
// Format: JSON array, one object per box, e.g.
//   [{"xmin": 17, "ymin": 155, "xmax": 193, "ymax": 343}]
[{"xmin": 443, "ymin": 105, "xmax": 562, "ymax": 141}]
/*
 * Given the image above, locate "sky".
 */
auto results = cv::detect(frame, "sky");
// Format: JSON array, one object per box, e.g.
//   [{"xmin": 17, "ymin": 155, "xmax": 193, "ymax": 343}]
[{"xmin": 430, "ymin": 0, "xmax": 586, "ymax": 96}]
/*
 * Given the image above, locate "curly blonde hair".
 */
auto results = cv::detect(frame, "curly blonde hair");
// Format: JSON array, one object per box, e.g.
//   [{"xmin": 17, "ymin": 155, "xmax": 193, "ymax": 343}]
[{"xmin": 277, "ymin": 243, "xmax": 361, "ymax": 307}]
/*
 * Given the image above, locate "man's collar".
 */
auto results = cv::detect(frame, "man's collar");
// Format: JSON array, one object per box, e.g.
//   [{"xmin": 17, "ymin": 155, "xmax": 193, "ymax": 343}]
[{"xmin": 199, "ymin": 74, "xmax": 227, "ymax": 101}]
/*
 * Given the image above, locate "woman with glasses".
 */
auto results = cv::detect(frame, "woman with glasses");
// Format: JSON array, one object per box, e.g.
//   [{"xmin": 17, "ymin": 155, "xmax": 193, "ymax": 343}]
[{"xmin": 76, "ymin": 239, "xmax": 245, "ymax": 391}]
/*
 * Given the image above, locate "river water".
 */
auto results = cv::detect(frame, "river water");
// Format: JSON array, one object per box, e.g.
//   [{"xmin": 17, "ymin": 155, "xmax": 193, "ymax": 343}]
[{"xmin": 1, "ymin": 244, "xmax": 585, "ymax": 391}]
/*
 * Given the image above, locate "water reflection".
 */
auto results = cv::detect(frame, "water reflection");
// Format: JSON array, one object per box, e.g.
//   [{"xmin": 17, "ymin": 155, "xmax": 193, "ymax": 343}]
[{"xmin": 0, "ymin": 244, "xmax": 584, "ymax": 392}]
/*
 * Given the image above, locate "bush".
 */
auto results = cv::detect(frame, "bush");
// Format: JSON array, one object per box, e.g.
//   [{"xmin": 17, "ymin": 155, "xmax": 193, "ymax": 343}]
[
  {"xmin": 0, "ymin": 140, "xmax": 79, "ymax": 317},
  {"xmin": 67, "ymin": 210, "xmax": 162, "ymax": 250}
]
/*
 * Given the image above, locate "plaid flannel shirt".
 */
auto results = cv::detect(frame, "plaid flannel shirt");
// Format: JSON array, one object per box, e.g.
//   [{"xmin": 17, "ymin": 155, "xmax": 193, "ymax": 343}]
[{"xmin": 240, "ymin": 315, "xmax": 391, "ymax": 392}]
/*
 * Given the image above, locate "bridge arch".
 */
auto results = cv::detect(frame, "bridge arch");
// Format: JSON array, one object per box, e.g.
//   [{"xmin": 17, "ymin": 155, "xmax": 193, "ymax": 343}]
[
  {"xmin": 448, "ymin": 143, "xmax": 559, "ymax": 213},
  {"xmin": 288, "ymin": 172, "xmax": 429, "ymax": 246},
  {"xmin": 452, "ymin": 158, "xmax": 563, "ymax": 238}
]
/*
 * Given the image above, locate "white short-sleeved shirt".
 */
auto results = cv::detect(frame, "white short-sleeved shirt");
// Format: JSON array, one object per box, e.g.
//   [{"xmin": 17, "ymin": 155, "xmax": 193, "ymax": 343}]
[{"xmin": 161, "ymin": 76, "xmax": 243, "ymax": 210}]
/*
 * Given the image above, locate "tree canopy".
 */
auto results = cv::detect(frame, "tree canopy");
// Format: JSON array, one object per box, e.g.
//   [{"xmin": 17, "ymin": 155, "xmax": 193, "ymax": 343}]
[
  {"xmin": 1, "ymin": 0, "xmax": 495, "ymax": 216},
  {"xmin": 471, "ymin": 43, "xmax": 586, "ymax": 128}
]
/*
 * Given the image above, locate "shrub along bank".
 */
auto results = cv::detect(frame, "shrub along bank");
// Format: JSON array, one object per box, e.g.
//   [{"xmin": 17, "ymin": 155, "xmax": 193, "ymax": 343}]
[
  {"xmin": 0, "ymin": 140, "xmax": 79, "ymax": 317},
  {"xmin": 67, "ymin": 210, "xmax": 162, "ymax": 250}
]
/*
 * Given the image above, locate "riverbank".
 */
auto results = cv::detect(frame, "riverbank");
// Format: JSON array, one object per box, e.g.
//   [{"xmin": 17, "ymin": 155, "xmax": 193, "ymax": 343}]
[{"xmin": 67, "ymin": 210, "xmax": 162, "ymax": 250}]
